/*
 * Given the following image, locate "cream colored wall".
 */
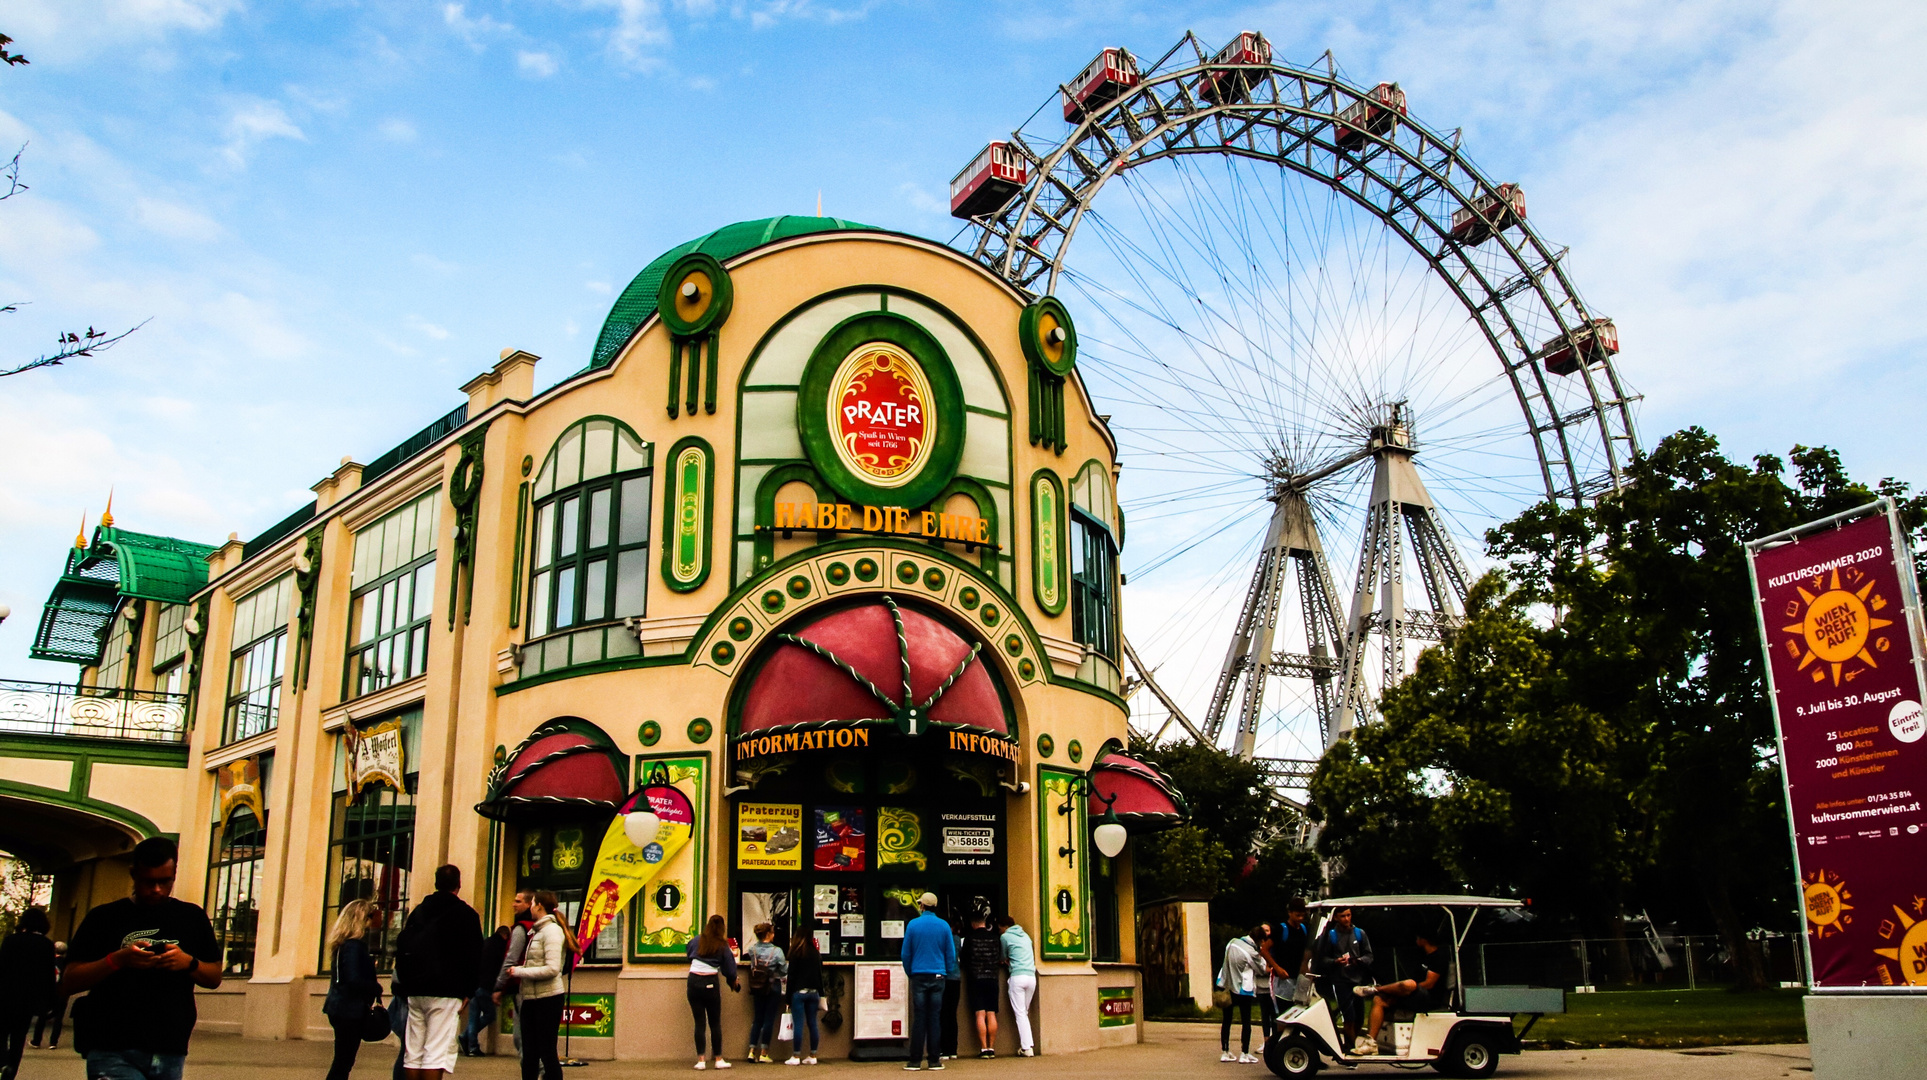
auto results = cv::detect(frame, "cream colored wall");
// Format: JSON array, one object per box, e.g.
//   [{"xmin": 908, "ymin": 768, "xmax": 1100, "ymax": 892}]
[{"xmin": 172, "ymin": 230, "xmax": 1137, "ymax": 1052}]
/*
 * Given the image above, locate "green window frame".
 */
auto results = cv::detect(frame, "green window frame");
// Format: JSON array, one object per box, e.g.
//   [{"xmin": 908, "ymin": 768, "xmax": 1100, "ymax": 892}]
[
  {"xmin": 323, "ymin": 712, "xmax": 420, "ymax": 974},
  {"xmin": 153, "ymin": 603, "xmax": 188, "ymax": 671},
  {"xmin": 527, "ymin": 418, "xmax": 653, "ymax": 638},
  {"xmin": 207, "ymin": 807, "xmax": 266, "ymax": 977},
  {"xmin": 346, "ymin": 491, "xmax": 440, "ymax": 698},
  {"xmin": 225, "ymin": 576, "xmax": 291, "ymax": 744},
  {"xmin": 1070, "ymin": 509, "xmax": 1119, "ymax": 662},
  {"xmin": 94, "ymin": 603, "xmax": 137, "ymax": 694}
]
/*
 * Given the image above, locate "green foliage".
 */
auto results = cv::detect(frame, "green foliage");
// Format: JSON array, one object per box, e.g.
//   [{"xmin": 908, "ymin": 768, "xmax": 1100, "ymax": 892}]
[
  {"xmin": 1127, "ymin": 735, "xmax": 1318, "ymax": 925},
  {"xmin": 1311, "ymin": 428, "xmax": 1924, "ymax": 990}
]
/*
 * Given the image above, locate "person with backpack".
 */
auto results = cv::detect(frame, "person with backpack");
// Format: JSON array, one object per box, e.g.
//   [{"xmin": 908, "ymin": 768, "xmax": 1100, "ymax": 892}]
[
  {"xmin": 463, "ymin": 926, "xmax": 511, "ymax": 1056},
  {"xmin": 898, "ymin": 893, "xmax": 957, "ymax": 1072},
  {"xmin": 960, "ymin": 913, "xmax": 1002, "ymax": 1058},
  {"xmin": 394, "ymin": 864, "xmax": 484, "ymax": 1080},
  {"xmin": 0, "ymin": 907, "xmax": 56, "ymax": 1080},
  {"xmin": 505, "ymin": 892, "xmax": 569, "ymax": 1080},
  {"xmin": 994, "ymin": 916, "xmax": 1035, "ymax": 1058},
  {"xmin": 1217, "ymin": 925, "xmax": 1266, "ymax": 1063},
  {"xmin": 782, "ymin": 933, "xmax": 823, "ymax": 1066},
  {"xmin": 686, "ymin": 915, "xmax": 739, "ymax": 1070},
  {"xmin": 60, "ymin": 837, "xmax": 222, "ymax": 1080},
  {"xmin": 323, "ymin": 900, "xmax": 384, "ymax": 1080},
  {"xmin": 1310, "ymin": 906, "xmax": 1374, "ymax": 1056},
  {"xmin": 743, "ymin": 923, "xmax": 788, "ymax": 1064}
]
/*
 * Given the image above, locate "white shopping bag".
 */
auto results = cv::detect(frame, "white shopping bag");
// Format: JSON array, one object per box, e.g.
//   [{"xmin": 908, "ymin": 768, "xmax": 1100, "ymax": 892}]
[{"xmin": 778, "ymin": 1011, "xmax": 795, "ymax": 1044}]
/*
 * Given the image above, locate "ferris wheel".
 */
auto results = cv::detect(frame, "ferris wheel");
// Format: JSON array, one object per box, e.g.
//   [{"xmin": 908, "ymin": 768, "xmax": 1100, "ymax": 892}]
[{"xmin": 948, "ymin": 32, "xmax": 1640, "ymax": 793}]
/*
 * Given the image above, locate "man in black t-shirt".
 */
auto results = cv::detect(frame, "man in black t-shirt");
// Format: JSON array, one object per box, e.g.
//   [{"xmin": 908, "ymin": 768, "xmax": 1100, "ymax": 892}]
[
  {"xmin": 1354, "ymin": 926, "xmax": 1450, "ymax": 1051},
  {"xmin": 960, "ymin": 914, "xmax": 1003, "ymax": 1058},
  {"xmin": 61, "ymin": 837, "xmax": 221, "ymax": 1080}
]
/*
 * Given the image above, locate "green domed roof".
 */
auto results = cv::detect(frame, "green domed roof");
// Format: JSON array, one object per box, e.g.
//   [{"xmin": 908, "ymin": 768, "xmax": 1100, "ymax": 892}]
[{"xmin": 588, "ymin": 215, "xmax": 880, "ymax": 371}]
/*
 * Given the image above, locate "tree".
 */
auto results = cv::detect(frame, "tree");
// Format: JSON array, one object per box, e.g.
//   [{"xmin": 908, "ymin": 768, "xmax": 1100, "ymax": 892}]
[
  {"xmin": 0, "ymin": 33, "xmax": 143, "ymax": 378},
  {"xmin": 1311, "ymin": 428, "xmax": 1925, "ymax": 990}
]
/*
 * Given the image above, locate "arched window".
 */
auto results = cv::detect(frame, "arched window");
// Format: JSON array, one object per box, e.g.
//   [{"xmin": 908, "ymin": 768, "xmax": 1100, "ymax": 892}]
[
  {"xmin": 527, "ymin": 419, "xmax": 653, "ymax": 637},
  {"xmin": 207, "ymin": 807, "xmax": 266, "ymax": 976},
  {"xmin": 1069, "ymin": 462, "xmax": 1120, "ymax": 663}
]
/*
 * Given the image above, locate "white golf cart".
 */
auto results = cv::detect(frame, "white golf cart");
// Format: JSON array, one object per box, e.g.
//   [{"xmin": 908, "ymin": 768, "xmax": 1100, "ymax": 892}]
[{"xmin": 1265, "ymin": 895, "xmax": 1563, "ymax": 1078}]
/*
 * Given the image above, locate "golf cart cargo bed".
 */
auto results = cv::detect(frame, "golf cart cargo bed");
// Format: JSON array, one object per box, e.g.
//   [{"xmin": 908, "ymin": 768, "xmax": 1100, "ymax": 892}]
[{"xmin": 1462, "ymin": 986, "xmax": 1565, "ymax": 1015}]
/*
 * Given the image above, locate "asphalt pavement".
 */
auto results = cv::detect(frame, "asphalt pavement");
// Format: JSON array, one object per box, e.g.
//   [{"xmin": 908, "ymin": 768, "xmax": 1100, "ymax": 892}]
[{"xmin": 11, "ymin": 1022, "xmax": 1811, "ymax": 1079}]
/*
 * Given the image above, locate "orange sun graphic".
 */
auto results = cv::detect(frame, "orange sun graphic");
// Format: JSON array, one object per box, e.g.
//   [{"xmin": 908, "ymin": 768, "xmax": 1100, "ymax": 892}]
[
  {"xmin": 1805, "ymin": 868, "xmax": 1853, "ymax": 938},
  {"xmin": 1874, "ymin": 896, "xmax": 1927, "ymax": 986},
  {"xmin": 1780, "ymin": 568, "xmax": 1895, "ymax": 686}
]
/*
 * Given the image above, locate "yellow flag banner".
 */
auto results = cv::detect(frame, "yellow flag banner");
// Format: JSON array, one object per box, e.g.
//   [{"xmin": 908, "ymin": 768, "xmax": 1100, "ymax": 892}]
[{"xmin": 577, "ymin": 783, "xmax": 696, "ymax": 946}]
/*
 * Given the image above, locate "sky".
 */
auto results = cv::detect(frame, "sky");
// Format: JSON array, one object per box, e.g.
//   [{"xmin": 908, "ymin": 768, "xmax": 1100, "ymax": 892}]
[{"xmin": 4, "ymin": 0, "xmax": 1926, "ymax": 715}]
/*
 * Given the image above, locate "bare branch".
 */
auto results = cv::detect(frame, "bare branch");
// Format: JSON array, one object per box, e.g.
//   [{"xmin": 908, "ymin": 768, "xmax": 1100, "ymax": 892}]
[
  {"xmin": 0, "ymin": 145, "xmax": 23, "ymax": 201},
  {"xmin": 0, "ymin": 319, "xmax": 148, "ymax": 378},
  {"xmin": 0, "ymin": 34, "xmax": 29, "ymax": 68}
]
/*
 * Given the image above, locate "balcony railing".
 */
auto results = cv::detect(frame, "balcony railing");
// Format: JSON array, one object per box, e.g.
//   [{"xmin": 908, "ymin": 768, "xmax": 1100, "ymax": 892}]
[{"xmin": 0, "ymin": 679, "xmax": 188, "ymax": 742}]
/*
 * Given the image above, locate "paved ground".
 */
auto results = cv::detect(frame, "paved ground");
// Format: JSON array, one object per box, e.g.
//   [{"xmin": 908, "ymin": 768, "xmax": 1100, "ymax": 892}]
[{"xmin": 12, "ymin": 1023, "xmax": 1811, "ymax": 1079}]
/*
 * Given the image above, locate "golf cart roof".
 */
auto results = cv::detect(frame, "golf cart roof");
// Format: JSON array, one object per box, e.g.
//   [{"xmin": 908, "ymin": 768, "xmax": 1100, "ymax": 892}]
[{"xmin": 1311, "ymin": 895, "xmax": 1523, "ymax": 910}]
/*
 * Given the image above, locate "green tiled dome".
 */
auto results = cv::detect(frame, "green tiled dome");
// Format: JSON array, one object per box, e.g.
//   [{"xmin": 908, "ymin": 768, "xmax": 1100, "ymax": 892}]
[{"xmin": 588, "ymin": 216, "xmax": 879, "ymax": 371}]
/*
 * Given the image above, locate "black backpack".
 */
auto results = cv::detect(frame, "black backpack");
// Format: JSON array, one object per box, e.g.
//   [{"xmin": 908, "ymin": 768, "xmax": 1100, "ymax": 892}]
[{"xmin": 747, "ymin": 948, "xmax": 775, "ymax": 992}]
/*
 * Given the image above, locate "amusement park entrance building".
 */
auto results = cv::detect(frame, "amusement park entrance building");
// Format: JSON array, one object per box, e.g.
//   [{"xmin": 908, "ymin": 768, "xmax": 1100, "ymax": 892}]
[{"xmin": 19, "ymin": 216, "xmax": 1186, "ymax": 1058}]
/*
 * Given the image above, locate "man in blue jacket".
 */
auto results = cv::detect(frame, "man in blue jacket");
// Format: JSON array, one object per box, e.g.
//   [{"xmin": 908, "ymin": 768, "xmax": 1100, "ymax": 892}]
[{"xmin": 899, "ymin": 893, "xmax": 958, "ymax": 1071}]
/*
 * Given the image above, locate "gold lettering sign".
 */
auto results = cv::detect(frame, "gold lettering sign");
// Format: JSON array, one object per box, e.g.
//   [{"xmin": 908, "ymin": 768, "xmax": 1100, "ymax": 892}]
[
  {"xmin": 829, "ymin": 342, "xmax": 935, "ymax": 485},
  {"xmin": 947, "ymin": 729, "xmax": 1021, "ymax": 763},
  {"xmin": 735, "ymin": 725, "xmax": 873, "ymax": 761},
  {"xmin": 765, "ymin": 502, "xmax": 993, "ymax": 548}
]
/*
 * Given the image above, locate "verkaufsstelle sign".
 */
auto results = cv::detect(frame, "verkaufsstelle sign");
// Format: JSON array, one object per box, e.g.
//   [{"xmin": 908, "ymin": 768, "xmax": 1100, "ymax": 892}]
[{"xmin": 1748, "ymin": 501, "xmax": 1927, "ymax": 989}]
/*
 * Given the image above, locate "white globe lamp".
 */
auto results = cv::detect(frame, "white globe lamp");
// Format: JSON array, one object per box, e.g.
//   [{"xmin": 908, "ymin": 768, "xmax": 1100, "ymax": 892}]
[
  {"xmin": 1093, "ymin": 820, "xmax": 1128, "ymax": 859},
  {"xmin": 623, "ymin": 809, "xmax": 663, "ymax": 847}
]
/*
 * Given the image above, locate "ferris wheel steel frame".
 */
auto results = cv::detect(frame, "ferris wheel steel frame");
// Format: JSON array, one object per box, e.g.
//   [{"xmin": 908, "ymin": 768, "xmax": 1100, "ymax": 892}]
[
  {"xmin": 955, "ymin": 32, "xmax": 1641, "ymax": 773},
  {"xmin": 960, "ymin": 33, "xmax": 1640, "ymax": 509}
]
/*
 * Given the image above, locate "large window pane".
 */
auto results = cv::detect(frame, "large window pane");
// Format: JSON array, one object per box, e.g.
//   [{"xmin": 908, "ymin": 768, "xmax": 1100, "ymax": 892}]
[
  {"xmin": 614, "ymin": 549, "xmax": 647, "ymax": 618},
  {"xmin": 620, "ymin": 477, "xmax": 650, "ymax": 544},
  {"xmin": 534, "ymin": 504, "xmax": 554, "ymax": 569},
  {"xmin": 583, "ymin": 559, "xmax": 608, "ymax": 623},
  {"xmin": 588, "ymin": 487, "xmax": 611, "ymax": 549},
  {"xmin": 413, "ymin": 563, "xmax": 435, "ymax": 621},
  {"xmin": 559, "ymin": 496, "xmax": 580, "ymax": 559},
  {"xmin": 530, "ymin": 571, "xmax": 550, "ymax": 636},
  {"xmin": 554, "ymin": 566, "xmax": 577, "ymax": 629}
]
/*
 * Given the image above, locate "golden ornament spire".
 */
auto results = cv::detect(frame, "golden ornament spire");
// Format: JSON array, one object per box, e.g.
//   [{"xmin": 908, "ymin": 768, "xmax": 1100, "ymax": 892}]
[
  {"xmin": 101, "ymin": 489, "xmax": 114, "ymax": 527},
  {"xmin": 75, "ymin": 510, "xmax": 88, "ymax": 549}
]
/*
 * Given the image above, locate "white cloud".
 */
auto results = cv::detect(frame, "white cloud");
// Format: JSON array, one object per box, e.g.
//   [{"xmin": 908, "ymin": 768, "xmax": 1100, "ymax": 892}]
[
  {"xmin": 518, "ymin": 50, "xmax": 559, "ymax": 78},
  {"xmin": 2, "ymin": 0, "xmax": 242, "ymax": 61},
  {"xmin": 443, "ymin": 3, "xmax": 515, "ymax": 51},
  {"xmin": 585, "ymin": 280, "xmax": 612, "ymax": 294},
  {"xmin": 407, "ymin": 314, "xmax": 451, "ymax": 341},
  {"xmin": 584, "ymin": 0, "xmax": 672, "ymax": 70},
  {"xmin": 895, "ymin": 182, "xmax": 944, "ymax": 216},
  {"xmin": 219, "ymin": 100, "xmax": 304, "ymax": 168},
  {"xmin": 378, "ymin": 118, "xmax": 419, "ymax": 144},
  {"xmin": 132, "ymin": 196, "xmax": 222, "ymax": 242}
]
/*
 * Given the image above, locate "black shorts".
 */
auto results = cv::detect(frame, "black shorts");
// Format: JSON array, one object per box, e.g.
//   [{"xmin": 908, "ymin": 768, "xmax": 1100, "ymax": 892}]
[
  {"xmin": 1401, "ymin": 989, "xmax": 1438, "ymax": 1013},
  {"xmin": 966, "ymin": 975, "xmax": 1000, "ymax": 1013}
]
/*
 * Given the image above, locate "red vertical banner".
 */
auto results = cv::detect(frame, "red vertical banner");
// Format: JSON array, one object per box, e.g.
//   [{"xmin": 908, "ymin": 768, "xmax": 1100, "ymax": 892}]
[{"xmin": 1750, "ymin": 505, "xmax": 1927, "ymax": 989}]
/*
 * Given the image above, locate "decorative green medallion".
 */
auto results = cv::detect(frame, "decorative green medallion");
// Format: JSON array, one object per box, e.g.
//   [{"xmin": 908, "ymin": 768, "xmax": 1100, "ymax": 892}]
[
  {"xmin": 787, "ymin": 575, "xmax": 812, "ymax": 599},
  {"xmin": 1005, "ymin": 633, "xmax": 1023, "ymax": 657},
  {"xmin": 826, "ymin": 562, "xmax": 851, "ymax": 585},
  {"xmin": 662, "ymin": 437, "xmax": 713, "ymax": 592},
  {"xmin": 854, "ymin": 558, "xmax": 880, "ymax": 582},
  {"xmin": 980, "ymin": 604, "xmax": 1001, "ymax": 627},
  {"xmin": 1068, "ymin": 739, "xmax": 1083, "ymax": 764},
  {"xmin": 657, "ymin": 251, "xmax": 734, "ymax": 418},
  {"xmin": 639, "ymin": 721, "xmax": 662, "ymax": 746},
  {"xmin": 796, "ymin": 312, "xmax": 966, "ymax": 508},
  {"xmin": 1037, "ymin": 733, "xmax": 1055, "ymax": 758},
  {"xmin": 728, "ymin": 616, "xmax": 753, "ymax": 641},
  {"xmin": 896, "ymin": 560, "xmax": 920, "ymax": 584},
  {"xmin": 493, "ymin": 744, "xmax": 508, "ymax": 767},
  {"xmin": 710, "ymin": 642, "xmax": 735, "ymax": 664},
  {"xmin": 1019, "ymin": 297, "xmax": 1077, "ymax": 454},
  {"xmin": 687, "ymin": 717, "xmax": 714, "ymax": 744},
  {"xmin": 1032, "ymin": 471, "xmax": 1066, "ymax": 615},
  {"xmin": 922, "ymin": 567, "xmax": 946, "ymax": 591},
  {"xmin": 762, "ymin": 590, "xmax": 785, "ymax": 614},
  {"xmin": 1018, "ymin": 658, "xmax": 1036, "ymax": 680},
  {"xmin": 957, "ymin": 586, "xmax": 980, "ymax": 609}
]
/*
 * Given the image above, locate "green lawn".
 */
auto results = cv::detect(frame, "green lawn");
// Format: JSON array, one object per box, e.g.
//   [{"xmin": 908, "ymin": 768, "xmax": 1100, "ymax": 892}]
[
  {"xmin": 1153, "ymin": 989, "xmax": 1809, "ymax": 1050},
  {"xmin": 1525, "ymin": 989, "xmax": 1806, "ymax": 1049}
]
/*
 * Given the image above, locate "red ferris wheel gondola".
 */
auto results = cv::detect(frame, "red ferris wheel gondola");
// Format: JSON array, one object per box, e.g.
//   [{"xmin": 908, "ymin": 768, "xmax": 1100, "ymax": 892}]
[
  {"xmin": 1334, "ymin": 81, "xmax": 1407, "ymax": 151},
  {"xmin": 1197, "ymin": 31, "xmax": 1271, "ymax": 105},
  {"xmin": 950, "ymin": 142, "xmax": 1028, "ymax": 219},
  {"xmin": 1063, "ymin": 47, "xmax": 1141, "ymax": 122}
]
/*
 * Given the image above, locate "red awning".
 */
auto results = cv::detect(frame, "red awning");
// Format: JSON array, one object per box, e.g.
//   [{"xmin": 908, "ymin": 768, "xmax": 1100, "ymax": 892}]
[
  {"xmin": 1090, "ymin": 749, "xmax": 1187, "ymax": 831},
  {"xmin": 740, "ymin": 599, "xmax": 1008, "ymax": 738},
  {"xmin": 476, "ymin": 719, "xmax": 626, "ymax": 823}
]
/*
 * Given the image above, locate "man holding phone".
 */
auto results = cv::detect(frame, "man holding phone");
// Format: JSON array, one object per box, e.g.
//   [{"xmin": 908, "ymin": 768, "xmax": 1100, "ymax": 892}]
[{"xmin": 61, "ymin": 837, "xmax": 221, "ymax": 1080}]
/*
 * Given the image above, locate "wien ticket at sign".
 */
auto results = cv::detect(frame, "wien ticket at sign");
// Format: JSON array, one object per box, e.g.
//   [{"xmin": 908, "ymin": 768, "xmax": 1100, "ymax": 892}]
[{"xmin": 1750, "ymin": 509, "xmax": 1927, "ymax": 988}]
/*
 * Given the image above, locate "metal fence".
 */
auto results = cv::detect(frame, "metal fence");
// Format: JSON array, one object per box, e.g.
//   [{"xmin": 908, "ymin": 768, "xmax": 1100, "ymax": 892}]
[
  {"xmin": 0, "ymin": 679, "xmax": 188, "ymax": 742},
  {"xmin": 1474, "ymin": 932, "xmax": 1806, "ymax": 990}
]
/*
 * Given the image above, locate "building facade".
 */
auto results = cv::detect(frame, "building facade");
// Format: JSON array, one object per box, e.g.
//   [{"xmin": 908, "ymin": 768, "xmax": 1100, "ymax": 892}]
[{"xmin": 23, "ymin": 218, "xmax": 1188, "ymax": 1057}]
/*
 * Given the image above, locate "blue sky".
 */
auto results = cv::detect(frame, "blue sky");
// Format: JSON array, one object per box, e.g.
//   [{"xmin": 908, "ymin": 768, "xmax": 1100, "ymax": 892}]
[{"xmin": 4, "ymin": 0, "xmax": 1925, "ymax": 696}]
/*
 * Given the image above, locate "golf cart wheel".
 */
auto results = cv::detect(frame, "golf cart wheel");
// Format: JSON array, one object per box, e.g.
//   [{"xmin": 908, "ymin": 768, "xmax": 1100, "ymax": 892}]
[
  {"xmin": 1264, "ymin": 1033, "xmax": 1321, "ymax": 1077},
  {"xmin": 1441, "ymin": 1033, "xmax": 1498, "ymax": 1079}
]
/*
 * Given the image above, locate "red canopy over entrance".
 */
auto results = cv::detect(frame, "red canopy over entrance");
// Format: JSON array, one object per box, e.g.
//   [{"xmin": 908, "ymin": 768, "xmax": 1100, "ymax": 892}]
[
  {"xmin": 476, "ymin": 718, "xmax": 627, "ymax": 823},
  {"xmin": 739, "ymin": 598, "xmax": 1009, "ymax": 738},
  {"xmin": 1089, "ymin": 748, "xmax": 1187, "ymax": 830}
]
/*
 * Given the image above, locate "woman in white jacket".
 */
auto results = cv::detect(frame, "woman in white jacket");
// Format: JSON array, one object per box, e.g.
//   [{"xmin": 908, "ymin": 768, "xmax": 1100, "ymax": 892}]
[{"xmin": 507, "ymin": 891, "xmax": 571, "ymax": 1080}]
